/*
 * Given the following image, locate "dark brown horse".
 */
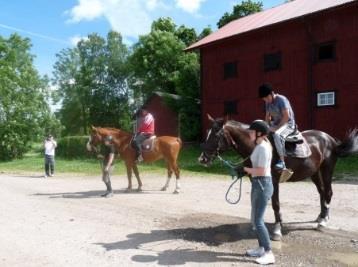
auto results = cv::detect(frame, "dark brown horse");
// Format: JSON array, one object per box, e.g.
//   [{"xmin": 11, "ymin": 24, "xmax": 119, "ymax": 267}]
[
  {"xmin": 199, "ymin": 115, "xmax": 358, "ymax": 240},
  {"xmin": 87, "ymin": 126, "xmax": 182, "ymax": 193}
]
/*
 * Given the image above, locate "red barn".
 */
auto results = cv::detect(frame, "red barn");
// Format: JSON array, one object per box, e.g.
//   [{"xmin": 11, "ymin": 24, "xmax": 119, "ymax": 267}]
[
  {"xmin": 143, "ymin": 92, "xmax": 179, "ymax": 137},
  {"xmin": 187, "ymin": 0, "xmax": 358, "ymax": 139}
]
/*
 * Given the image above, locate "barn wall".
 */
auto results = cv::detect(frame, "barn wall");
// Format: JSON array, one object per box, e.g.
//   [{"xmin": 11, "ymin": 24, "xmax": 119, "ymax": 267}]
[
  {"xmin": 200, "ymin": 3, "xmax": 358, "ymax": 139},
  {"xmin": 145, "ymin": 95, "xmax": 179, "ymax": 137}
]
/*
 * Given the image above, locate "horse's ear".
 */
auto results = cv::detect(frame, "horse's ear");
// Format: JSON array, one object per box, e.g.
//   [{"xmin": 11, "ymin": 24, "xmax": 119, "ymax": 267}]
[
  {"xmin": 207, "ymin": 114, "xmax": 214, "ymax": 122},
  {"xmin": 91, "ymin": 125, "xmax": 97, "ymax": 132}
]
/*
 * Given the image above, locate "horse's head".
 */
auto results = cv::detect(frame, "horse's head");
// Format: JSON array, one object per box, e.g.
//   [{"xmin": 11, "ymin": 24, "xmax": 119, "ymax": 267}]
[
  {"xmin": 86, "ymin": 126, "xmax": 103, "ymax": 153},
  {"xmin": 198, "ymin": 114, "xmax": 231, "ymax": 166}
]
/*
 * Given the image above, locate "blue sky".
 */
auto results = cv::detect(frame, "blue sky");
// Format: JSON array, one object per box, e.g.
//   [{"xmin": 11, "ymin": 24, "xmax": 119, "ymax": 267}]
[{"xmin": 0, "ymin": 0, "xmax": 285, "ymax": 77}]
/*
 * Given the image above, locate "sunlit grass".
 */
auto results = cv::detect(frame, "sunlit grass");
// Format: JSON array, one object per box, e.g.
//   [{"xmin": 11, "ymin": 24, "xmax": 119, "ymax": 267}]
[{"xmin": 0, "ymin": 144, "xmax": 357, "ymax": 179}]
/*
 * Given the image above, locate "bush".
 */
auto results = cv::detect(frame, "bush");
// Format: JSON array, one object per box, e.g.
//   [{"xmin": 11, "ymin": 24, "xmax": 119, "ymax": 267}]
[{"xmin": 56, "ymin": 136, "xmax": 92, "ymax": 159}]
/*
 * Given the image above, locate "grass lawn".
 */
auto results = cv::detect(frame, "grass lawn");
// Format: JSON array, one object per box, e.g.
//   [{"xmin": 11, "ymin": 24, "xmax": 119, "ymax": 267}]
[{"xmin": 0, "ymin": 144, "xmax": 357, "ymax": 179}]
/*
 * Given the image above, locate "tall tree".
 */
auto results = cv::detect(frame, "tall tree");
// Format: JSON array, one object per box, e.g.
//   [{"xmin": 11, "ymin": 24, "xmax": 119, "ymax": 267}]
[
  {"xmin": 129, "ymin": 18, "xmax": 201, "ymax": 140},
  {"xmin": 0, "ymin": 34, "xmax": 60, "ymax": 160},
  {"xmin": 217, "ymin": 0, "xmax": 263, "ymax": 28},
  {"xmin": 198, "ymin": 26, "xmax": 213, "ymax": 40},
  {"xmin": 53, "ymin": 31, "xmax": 131, "ymax": 135}
]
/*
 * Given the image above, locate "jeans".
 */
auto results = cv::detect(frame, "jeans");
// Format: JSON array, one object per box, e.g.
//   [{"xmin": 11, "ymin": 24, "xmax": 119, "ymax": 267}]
[
  {"xmin": 44, "ymin": 154, "xmax": 55, "ymax": 176},
  {"xmin": 251, "ymin": 176, "xmax": 274, "ymax": 251},
  {"xmin": 132, "ymin": 133, "xmax": 151, "ymax": 157},
  {"xmin": 272, "ymin": 123, "xmax": 295, "ymax": 158},
  {"xmin": 102, "ymin": 164, "xmax": 114, "ymax": 183}
]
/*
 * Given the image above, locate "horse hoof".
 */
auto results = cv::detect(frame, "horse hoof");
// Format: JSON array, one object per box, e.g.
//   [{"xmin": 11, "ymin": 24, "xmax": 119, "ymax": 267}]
[
  {"xmin": 173, "ymin": 190, "xmax": 180, "ymax": 194},
  {"xmin": 317, "ymin": 217, "xmax": 329, "ymax": 228},
  {"xmin": 161, "ymin": 187, "xmax": 168, "ymax": 191},
  {"xmin": 271, "ymin": 233, "xmax": 282, "ymax": 241},
  {"xmin": 137, "ymin": 188, "xmax": 142, "ymax": 192},
  {"xmin": 125, "ymin": 188, "xmax": 132, "ymax": 193}
]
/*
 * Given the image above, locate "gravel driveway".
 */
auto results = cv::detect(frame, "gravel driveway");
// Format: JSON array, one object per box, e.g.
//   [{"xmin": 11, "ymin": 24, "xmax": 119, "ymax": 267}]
[{"xmin": 0, "ymin": 172, "xmax": 357, "ymax": 266}]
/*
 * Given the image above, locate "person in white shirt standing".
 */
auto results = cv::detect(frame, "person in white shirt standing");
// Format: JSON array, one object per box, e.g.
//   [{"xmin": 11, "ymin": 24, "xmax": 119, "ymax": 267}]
[{"xmin": 44, "ymin": 134, "xmax": 57, "ymax": 178}]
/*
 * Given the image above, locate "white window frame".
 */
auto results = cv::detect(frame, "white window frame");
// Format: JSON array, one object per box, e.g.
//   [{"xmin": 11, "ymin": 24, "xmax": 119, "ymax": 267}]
[{"xmin": 317, "ymin": 91, "xmax": 335, "ymax": 107}]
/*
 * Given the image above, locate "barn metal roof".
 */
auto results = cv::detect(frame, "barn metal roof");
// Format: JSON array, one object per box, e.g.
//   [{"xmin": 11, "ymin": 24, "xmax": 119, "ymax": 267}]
[{"xmin": 187, "ymin": 0, "xmax": 357, "ymax": 50}]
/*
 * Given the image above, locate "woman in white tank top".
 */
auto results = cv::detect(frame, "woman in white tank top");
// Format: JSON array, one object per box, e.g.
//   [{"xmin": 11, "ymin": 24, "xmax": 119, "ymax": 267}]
[{"xmin": 243, "ymin": 120, "xmax": 275, "ymax": 265}]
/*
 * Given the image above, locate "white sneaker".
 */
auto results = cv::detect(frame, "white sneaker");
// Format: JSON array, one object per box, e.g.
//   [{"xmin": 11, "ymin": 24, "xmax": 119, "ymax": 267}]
[
  {"xmin": 255, "ymin": 251, "xmax": 275, "ymax": 265},
  {"xmin": 246, "ymin": 247, "xmax": 264, "ymax": 257}
]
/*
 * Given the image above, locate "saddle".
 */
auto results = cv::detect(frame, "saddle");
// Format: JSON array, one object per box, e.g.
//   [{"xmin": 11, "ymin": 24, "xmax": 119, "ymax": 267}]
[
  {"xmin": 284, "ymin": 128, "xmax": 311, "ymax": 158},
  {"xmin": 141, "ymin": 135, "xmax": 156, "ymax": 152}
]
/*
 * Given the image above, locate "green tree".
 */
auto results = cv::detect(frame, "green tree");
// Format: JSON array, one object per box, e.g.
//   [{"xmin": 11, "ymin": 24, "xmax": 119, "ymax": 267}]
[
  {"xmin": 53, "ymin": 31, "xmax": 131, "ymax": 135},
  {"xmin": 129, "ymin": 18, "xmax": 201, "ymax": 140},
  {"xmin": 217, "ymin": 0, "xmax": 263, "ymax": 28},
  {"xmin": 0, "ymin": 34, "xmax": 60, "ymax": 160},
  {"xmin": 198, "ymin": 26, "xmax": 213, "ymax": 40}
]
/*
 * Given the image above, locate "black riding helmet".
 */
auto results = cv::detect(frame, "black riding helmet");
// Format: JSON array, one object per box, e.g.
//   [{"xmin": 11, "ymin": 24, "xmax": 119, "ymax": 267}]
[
  {"xmin": 249, "ymin": 120, "xmax": 270, "ymax": 135},
  {"xmin": 258, "ymin": 83, "xmax": 273, "ymax": 98}
]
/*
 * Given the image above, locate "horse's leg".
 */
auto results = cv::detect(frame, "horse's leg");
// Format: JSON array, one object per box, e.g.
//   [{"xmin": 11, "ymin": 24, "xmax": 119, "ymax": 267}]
[
  {"xmin": 173, "ymin": 161, "xmax": 181, "ymax": 194},
  {"xmin": 132, "ymin": 164, "xmax": 143, "ymax": 192},
  {"xmin": 161, "ymin": 163, "xmax": 172, "ymax": 192},
  {"xmin": 271, "ymin": 177, "xmax": 283, "ymax": 241},
  {"xmin": 315, "ymin": 161, "xmax": 335, "ymax": 227},
  {"xmin": 125, "ymin": 162, "xmax": 133, "ymax": 192},
  {"xmin": 311, "ymin": 171, "xmax": 325, "ymax": 223}
]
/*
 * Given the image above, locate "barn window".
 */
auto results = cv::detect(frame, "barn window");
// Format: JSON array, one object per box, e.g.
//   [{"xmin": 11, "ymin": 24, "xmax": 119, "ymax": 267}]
[
  {"xmin": 264, "ymin": 52, "xmax": 281, "ymax": 71},
  {"xmin": 316, "ymin": 42, "xmax": 336, "ymax": 61},
  {"xmin": 224, "ymin": 100, "xmax": 238, "ymax": 115},
  {"xmin": 223, "ymin": 61, "xmax": 238, "ymax": 79},
  {"xmin": 317, "ymin": 91, "xmax": 336, "ymax": 107}
]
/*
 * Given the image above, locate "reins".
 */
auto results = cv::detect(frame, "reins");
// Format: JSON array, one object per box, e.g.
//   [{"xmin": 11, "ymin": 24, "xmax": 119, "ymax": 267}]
[{"xmin": 216, "ymin": 154, "xmax": 249, "ymax": 205}]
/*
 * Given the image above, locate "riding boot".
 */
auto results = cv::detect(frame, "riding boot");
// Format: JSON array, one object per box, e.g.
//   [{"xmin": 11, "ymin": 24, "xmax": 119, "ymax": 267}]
[{"xmin": 101, "ymin": 181, "xmax": 113, "ymax": 198}]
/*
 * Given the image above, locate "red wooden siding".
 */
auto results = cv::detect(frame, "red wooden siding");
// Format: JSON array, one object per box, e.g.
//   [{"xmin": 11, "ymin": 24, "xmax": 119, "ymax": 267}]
[
  {"xmin": 199, "ymin": 2, "xmax": 358, "ymax": 139},
  {"xmin": 145, "ymin": 94, "xmax": 179, "ymax": 137}
]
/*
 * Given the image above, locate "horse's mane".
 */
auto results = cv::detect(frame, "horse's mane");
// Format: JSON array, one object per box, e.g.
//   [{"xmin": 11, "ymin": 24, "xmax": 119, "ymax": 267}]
[
  {"xmin": 96, "ymin": 127, "xmax": 132, "ymax": 137},
  {"xmin": 226, "ymin": 120, "xmax": 249, "ymax": 130}
]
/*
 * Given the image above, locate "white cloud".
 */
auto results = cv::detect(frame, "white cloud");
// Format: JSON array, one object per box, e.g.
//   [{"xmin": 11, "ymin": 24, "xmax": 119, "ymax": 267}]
[
  {"xmin": 175, "ymin": 0, "xmax": 206, "ymax": 13},
  {"xmin": 67, "ymin": 0, "xmax": 155, "ymax": 38},
  {"xmin": 66, "ymin": 0, "xmax": 206, "ymax": 39},
  {"xmin": 67, "ymin": 0, "xmax": 104, "ymax": 22},
  {"xmin": 146, "ymin": 0, "xmax": 159, "ymax": 10},
  {"xmin": 69, "ymin": 35, "xmax": 89, "ymax": 46}
]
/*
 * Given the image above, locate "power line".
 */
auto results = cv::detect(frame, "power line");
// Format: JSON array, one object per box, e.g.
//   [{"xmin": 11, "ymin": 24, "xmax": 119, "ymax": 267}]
[{"xmin": 0, "ymin": 23, "xmax": 70, "ymax": 45}]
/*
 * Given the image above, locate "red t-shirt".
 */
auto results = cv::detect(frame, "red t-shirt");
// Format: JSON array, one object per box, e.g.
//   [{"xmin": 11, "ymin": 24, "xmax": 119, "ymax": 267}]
[{"xmin": 138, "ymin": 113, "xmax": 155, "ymax": 134}]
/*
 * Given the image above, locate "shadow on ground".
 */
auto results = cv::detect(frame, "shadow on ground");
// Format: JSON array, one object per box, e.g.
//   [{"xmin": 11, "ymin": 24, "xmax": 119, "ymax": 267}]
[{"xmin": 33, "ymin": 188, "xmax": 168, "ymax": 199}]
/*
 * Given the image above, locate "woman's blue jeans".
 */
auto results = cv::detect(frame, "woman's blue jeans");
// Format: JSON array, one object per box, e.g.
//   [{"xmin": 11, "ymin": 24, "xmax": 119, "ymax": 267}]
[{"xmin": 251, "ymin": 176, "xmax": 274, "ymax": 251}]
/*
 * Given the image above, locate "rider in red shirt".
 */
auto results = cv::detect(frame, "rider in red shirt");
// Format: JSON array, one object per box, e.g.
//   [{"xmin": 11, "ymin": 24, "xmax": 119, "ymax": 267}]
[{"xmin": 133, "ymin": 107, "xmax": 155, "ymax": 162}]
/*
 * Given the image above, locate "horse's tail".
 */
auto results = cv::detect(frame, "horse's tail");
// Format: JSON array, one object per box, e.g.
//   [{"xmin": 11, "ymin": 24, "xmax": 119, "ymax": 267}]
[
  {"xmin": 177, "ymin": 137, "xmax": 183, "ymax": 148},
  {"xmin": 335, "ymin": 128, "xmax": 358, "ymax": 157}
]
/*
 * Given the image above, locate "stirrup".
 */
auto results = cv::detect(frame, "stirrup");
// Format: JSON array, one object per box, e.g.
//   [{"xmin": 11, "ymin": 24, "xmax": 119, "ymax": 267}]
[
  {"xmin": 136, "ymin": 155, "xmax": 143, "ymax": 163},
  {"xmin": 279, "ymin": 168, "xmax": 294, "ymax": 183},
  {"xmin": 274, "ymin": 160, "xmax": 286, "ymax": 170}
]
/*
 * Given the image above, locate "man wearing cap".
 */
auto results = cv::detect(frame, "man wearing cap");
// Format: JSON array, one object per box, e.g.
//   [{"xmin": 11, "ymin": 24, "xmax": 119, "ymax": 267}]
[{"xmin": 258, "ymin": 83, "xmax": 296, "ymax": 170}]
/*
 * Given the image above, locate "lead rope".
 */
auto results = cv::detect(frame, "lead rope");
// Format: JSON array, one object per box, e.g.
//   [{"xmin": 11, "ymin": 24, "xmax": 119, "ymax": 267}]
[{"xmin": 217, "ymin": 155, "xmax": 249, "ymax": 205}]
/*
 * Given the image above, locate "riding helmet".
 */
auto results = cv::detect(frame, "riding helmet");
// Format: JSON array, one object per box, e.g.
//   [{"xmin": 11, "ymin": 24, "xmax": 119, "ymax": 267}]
[
  {"xmin": 258, "ymin": 83, "xmax": 273, "ymax": 98},
  {"xmin": 249, "ymin": 120, "xmax": 270, "ymax": 135}
]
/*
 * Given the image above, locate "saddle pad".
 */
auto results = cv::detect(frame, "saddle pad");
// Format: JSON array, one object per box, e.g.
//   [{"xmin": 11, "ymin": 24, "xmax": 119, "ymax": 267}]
[
  {"xmin": 141, "ymin": 136, "xmax": 156, "ymax": 151},
  {"xmin": 285, "ymin": 137, "xmax": 312, "ymax": 158}
]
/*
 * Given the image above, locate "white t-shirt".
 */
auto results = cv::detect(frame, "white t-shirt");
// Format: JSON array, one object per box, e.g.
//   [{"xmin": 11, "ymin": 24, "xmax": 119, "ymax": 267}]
[
  {"xmin": 250, "ymin": 140, "xmax": 272, "ymax": 177},
  {"xmin": 44, "ymin": 140, "xmax": 57, "ymax": 156}
]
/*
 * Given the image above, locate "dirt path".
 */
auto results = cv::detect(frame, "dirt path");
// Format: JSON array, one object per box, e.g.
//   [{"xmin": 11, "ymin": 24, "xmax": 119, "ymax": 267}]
[{"xmin": 0, "ymin": 172, "xmax": 358, "ymax": 266}]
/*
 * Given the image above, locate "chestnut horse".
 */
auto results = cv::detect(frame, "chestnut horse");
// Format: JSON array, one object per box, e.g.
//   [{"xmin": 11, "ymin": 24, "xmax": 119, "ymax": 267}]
[
  {"xmin": 87, "ymin": 126, "xmax": 182, "ymax": 193},
  {"xmin": 199, "ymin": 115, "xmax": 358, "ymax": 240}
]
